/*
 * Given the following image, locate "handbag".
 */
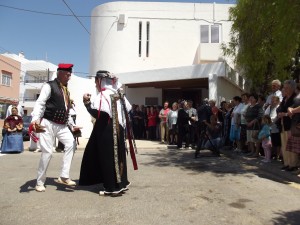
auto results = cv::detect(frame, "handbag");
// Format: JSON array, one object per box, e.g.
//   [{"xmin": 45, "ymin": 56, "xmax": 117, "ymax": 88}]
[
  {"xmin": 290, "ymin": 123, "xmax": 300, "ymax": 137},
  {"xmin": 1, "ymin": 133, "xmax": 24, "ymax": 153},
  {"xmin": 73, "ymin": 129, "xmax": 82, "ymax": 138}
]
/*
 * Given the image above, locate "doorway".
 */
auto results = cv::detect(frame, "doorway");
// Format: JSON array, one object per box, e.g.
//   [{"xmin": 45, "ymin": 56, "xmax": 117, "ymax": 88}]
[{"xmin": 162, "ymin": 89, "xmax": 202, "ymax": 108}]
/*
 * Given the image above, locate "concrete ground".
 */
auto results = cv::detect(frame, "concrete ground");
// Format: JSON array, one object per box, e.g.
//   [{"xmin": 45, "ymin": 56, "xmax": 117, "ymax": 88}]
[{"xmin": 0, "ymin": 138, "xmax": 300, "ymax": 225}]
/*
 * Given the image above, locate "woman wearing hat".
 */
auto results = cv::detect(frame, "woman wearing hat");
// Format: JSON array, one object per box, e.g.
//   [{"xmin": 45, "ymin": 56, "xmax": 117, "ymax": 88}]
[{"xmin": 79, "ymin": 70, "xmax": 135, "ymax": 196}]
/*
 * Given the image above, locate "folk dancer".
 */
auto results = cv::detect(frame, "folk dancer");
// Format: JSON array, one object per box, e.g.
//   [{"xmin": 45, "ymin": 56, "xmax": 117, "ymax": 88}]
[
  {"xmin": 31, "ymin": 63, "xmax": 80, "ymax": 192},
  {"xmin": 79, "ymin": 70, "xmax": 137, "ymax": 196}
]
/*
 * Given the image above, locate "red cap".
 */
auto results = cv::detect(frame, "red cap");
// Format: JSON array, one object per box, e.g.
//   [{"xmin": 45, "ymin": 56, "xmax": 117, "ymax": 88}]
[{"xmin": 57, "ymin": 63, "xmax": 73, "ymax": 72}]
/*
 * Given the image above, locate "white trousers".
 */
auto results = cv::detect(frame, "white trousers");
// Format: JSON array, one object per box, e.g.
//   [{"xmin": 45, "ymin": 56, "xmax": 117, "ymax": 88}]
[
  {"xmin": 36, "ymin": 119, "xmax": 75, "ymax": 186},
  {"xmin": 29, "ymin": 133, "xmax": 41, "ymax": 150}
]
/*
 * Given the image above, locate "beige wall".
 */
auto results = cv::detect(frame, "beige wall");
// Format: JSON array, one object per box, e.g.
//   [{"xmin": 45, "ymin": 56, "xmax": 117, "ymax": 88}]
[{"xmin": 0, "ymin": 55, "xmax": 21, "ymax": 127}]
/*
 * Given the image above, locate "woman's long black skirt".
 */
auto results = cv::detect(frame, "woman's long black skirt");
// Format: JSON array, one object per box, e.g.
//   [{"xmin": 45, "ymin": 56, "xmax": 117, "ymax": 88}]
[{"xmin": 79, "ymin": 112, "xmax": 129, "ymax": 193}]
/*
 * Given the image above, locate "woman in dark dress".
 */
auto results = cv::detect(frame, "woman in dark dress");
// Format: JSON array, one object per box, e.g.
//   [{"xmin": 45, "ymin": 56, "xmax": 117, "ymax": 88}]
[
  {"xmin": 79, "ymin": 70, "xmax": 135, "ymax": 196},
  {"xmin": 222, "ymin": 101, "xmax": 233, "ymax": 147},
  {"xmin": 176, "ymin": 101, "xmax": 193, "ymax": 149}
]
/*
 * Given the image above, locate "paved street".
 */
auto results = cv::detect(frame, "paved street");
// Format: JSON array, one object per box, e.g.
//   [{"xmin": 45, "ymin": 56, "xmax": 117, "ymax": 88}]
[{"xmin": 0, "ymin": 139, "xmax": 300, "ymax": 225}]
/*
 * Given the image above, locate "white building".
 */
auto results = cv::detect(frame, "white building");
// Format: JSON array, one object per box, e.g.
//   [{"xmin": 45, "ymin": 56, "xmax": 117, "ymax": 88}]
[
  {"xmin": 2, "ymin": 52, "xmax": 57, "ymax": 116},
  {"xmin": 1, "ymin": 52, "xmax": 95, "ymax": 138},
  {"xmin": 1, "ymin": 1, "xmax": 246, "ymax": 138},
  {"xmin": 90, "ymin": 1, "xmax": 245, "ymax": 106}
]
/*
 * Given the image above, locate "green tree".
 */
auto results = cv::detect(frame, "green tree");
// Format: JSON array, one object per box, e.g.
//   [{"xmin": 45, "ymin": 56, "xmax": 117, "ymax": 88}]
[{"xmin": 222, "ymin": 0, "xmax": 300, "ymax": 94}]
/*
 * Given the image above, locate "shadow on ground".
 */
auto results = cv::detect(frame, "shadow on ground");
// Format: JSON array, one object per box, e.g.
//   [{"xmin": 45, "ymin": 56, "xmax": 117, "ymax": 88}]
[
  {"xmin": 138, "ymin": 144, "xmax": 300, "ymax": 186},
  {"xmin": 19, "ymin": 177, "xmax": 108, "ymax": 194},
  {"xmin": 272, "ymin": 210, "xmax": 300, "ymax": 225},
  {"xmin": 19, "ymin": 177, "xmax": 79, "ymax": 193}
]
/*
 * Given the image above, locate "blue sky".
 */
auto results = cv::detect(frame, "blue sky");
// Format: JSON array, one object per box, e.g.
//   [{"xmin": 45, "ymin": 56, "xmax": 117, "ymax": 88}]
[{"xmin": 0, "ymin": 0, "xmax": 235, "ymax": 77}]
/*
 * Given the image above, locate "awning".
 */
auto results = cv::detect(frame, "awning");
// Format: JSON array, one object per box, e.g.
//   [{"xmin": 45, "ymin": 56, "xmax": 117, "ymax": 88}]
[
  {"xmin": 116, "ymin": 62, "xmax": 225, "ymax": 87},
  {"xmin": 117, "ymin": 62, "xmax": 244, "ymax": 90},
  {"xmin": 126, "ymin": 78, "xmax": 208, "ymax": 89},
  {"xmin": 0, "ymin": 96, "xmax": 18, "ymax": 104}
]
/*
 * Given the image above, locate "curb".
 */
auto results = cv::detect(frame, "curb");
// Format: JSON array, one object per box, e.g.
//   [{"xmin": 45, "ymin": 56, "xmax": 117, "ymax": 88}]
[{"xmin": 220, "ymin": 148, "xmax": 300, "ymax": 184}]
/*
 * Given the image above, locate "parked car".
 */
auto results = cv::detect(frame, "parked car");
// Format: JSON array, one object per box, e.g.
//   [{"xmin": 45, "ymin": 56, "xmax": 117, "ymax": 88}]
[{"xmin": 22, "ymin": 115, "xmax": 32, "ymax": 141}]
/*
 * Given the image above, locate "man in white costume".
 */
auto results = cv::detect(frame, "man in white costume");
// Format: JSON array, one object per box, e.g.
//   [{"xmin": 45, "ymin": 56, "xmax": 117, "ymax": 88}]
[{"xmin": 31, "ymin": 63, "xmax": 79, "ymax": 192}]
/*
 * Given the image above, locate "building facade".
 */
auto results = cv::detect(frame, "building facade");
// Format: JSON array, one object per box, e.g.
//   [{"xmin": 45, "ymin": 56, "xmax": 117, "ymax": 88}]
[
  {"xmin": 1, "ymin": 52, "xmax": 95, "ymax": 138},
  {"xmin": 2, "ymin": 52, "xmax": 58, "ymax": 116},
  {"xmin": 0, "ymin": 55, "xmax": 21, "ymax": 127},
  {"xmin": 90, "ymin": 1, "xmax": 245, "ymax": 106}
]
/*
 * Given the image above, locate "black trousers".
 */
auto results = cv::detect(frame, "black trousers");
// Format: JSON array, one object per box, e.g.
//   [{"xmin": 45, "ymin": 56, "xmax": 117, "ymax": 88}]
[{"xmin": 177, "ymin": 125, "xmax": 190, "ymax": 148}]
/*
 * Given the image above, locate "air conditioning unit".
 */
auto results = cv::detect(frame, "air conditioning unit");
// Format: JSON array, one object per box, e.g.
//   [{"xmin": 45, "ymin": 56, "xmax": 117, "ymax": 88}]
[{"xmin": 118, "ymin": 14, "xmax": 127, "ymax": 25}]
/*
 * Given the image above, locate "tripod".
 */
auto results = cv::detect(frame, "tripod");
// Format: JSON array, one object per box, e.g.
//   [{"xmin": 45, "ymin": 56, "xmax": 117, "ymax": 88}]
[{"xmin": 194, "ymin": 123, "xmax": 220, "ymax": 158}]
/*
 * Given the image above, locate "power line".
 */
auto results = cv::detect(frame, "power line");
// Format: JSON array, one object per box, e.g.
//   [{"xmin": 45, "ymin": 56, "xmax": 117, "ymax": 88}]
[
  {"xmin": 0, "ymin": 47, "xmax": 91, "ymax": 76},
  {"xmin": 0, "ymin": 55, "xmax": 90, "ymax": 77},
  {"xmin": 0, "ymin": 58, "xmax": 25, "ymax": 73},
  {"xmin": 61, "ymin": 0, "xmax": 90, "ymax": 35},
  {"xmin": 74, "ymin": 71, "xmax": 90, "ymax": 75},
  {"xmin": 0, "ymin": 4, "xmax": 113, "ymax": 18},
  {"xmin": 0, "ymin": 58, "xmax": 51, "ymax": 78},
  {"xmin": 0, "ymin": 4, "xmax": 73, "ymax": 17},
  {"xmin": 0, "ymin": 52, "xmax": 54, "ymax": 73},
  {"xmin": 0, "ymin": 46, "xmax": 11, "ymax": 53}
]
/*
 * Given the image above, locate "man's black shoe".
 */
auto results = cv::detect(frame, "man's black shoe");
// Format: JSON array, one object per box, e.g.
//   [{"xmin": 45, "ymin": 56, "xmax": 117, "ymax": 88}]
[
  {"xmin": 281, "ymin": 166, "xmax": 289, "ymax": 171},
  {"xmin": 212, "ymin": 151, "xmax": 221, "ymax": 157},
  {"xmin": 194, "ymin": 149, "xmax": 200, "ymax": 158},
  {"xmin": 286, "ymin": 167, "xmax": 298, "ymax": 172}
]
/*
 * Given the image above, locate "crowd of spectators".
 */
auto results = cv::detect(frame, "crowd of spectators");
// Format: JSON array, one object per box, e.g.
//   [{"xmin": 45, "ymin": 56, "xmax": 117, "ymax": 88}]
[{"xmin": 129, "ymin": 79, "xmax": 300, "ymax": 178}]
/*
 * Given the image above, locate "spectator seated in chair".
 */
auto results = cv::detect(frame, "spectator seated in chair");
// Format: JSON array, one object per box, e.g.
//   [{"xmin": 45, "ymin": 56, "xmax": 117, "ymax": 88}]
[{"xmin": 1, "ymin": 106, "xmax": 24, "ymax": 153}]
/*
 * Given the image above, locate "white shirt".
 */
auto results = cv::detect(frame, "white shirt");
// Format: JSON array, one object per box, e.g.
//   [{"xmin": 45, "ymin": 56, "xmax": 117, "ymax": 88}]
[
  {"xmin": 91, "ymin": 89, "xmax": 132, "ymax": 128},
  {"xmin": 266, "ymin": 90, "xmax": 283, "ymax": 105},
  {"xmin": 240, "ymin": 103, "xmax": 250, "ymax": 125},
  {"xmin": 264, "ymin": 104, "xmax": 279, "ymax": 133},
  {"xmin": 69, "ymin": 105, "xmax": 76, "ymax": 116},
  {"xmin": 168, "ymin": 110, "xmax": 178, "ymax": 125},
  {"xmin": 231, "ymin": 103, "xmax": 243, "ymax": 125},
  {"xmin": 31, "ymin": 83, "xmax": 75, "ymax": 127}
]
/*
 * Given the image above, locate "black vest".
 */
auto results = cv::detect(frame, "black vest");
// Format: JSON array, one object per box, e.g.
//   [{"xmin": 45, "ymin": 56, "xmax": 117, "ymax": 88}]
[{"xmin": 43, "ymin": 79, "xmax": 70, "ymax": 124}]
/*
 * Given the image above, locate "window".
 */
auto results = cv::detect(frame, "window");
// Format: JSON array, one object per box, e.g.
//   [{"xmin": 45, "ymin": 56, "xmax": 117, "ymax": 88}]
[
  {"xmin": 145, "ymin": 97, "xmax": 158, "ymax": 106},
  {"xmin": 211, "ymin": 25, "xmax": 220, "ymax": 43},
  {"xmin": 146, "ymin": 21, "xmax": 150, "ymax": 57},
  {"xmin": 1, "ymin": 73, "xmax": 12, "ymax": 86},
  {"xmin": 201, "ymin": 24, "xmax": 220, "ymax": 43},
  {"xmin": 0, "ymin": 103, "xmax": 7, "ymax": 119},
  {"xmin": 37, "ymin": 76, "xmax": 47, "ymax": 82},
  {"xmin": 138, "ymin": 21, "xmax": 142, "ymax": 57},
  {"xmin": 200, "ymin": 25, "xmax": 209, "ymax": 43}
]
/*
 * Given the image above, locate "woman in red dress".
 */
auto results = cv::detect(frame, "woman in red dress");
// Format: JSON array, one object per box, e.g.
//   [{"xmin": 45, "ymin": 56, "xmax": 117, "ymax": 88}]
[{"xmin": 148, "ymin": 106, "xmax": 158, "ymax": 140}]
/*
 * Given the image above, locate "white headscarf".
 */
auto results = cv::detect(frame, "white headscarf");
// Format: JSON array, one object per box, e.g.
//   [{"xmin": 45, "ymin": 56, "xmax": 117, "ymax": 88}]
[{"xmin": 91, "ymin": 74, "xmax": 132, "ymax": 128}]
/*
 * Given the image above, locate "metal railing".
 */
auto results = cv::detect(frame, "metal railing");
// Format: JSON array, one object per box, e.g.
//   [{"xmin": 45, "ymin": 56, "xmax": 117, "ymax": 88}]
[
  {"xmin": 24, "ymin": 79, "xmax": 48, "ymax": 83},
  {"xmin": 23, "ymin": 98, "xmax": 38, "ymax": 101},
  {"xmin": 224, "ymin": 62, "xmax": 245, "ymax": 90}
]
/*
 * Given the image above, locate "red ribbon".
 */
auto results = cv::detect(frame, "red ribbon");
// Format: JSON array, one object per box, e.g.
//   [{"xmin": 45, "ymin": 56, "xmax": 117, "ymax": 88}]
[
  {"xmin": 97, "ymin": 79, "xmax": 110, "ymax": 121},
  {"xmin": 28, "ymin": 124, "xmax": 39, "ymax": 143}
]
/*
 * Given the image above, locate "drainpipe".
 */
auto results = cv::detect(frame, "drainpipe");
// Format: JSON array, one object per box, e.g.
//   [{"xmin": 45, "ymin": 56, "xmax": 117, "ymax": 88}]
[{"xmin": 213, "ymin": 2, "xmax": 216, "ymax": 24}]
